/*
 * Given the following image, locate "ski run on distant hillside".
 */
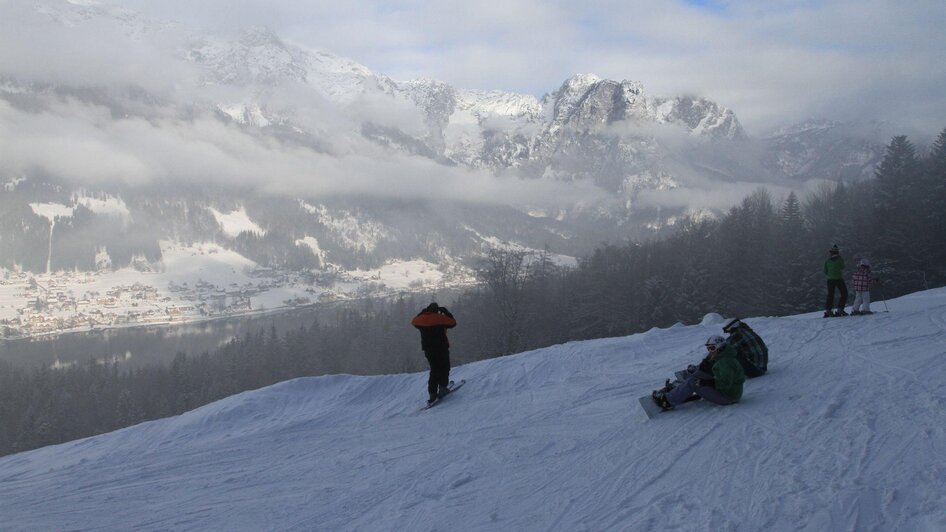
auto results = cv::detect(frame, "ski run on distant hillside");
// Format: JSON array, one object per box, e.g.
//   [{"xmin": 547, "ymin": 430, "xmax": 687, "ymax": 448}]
[{"xmin": 1, "ymin": 288, "xmax": 945, "ymax": 531}]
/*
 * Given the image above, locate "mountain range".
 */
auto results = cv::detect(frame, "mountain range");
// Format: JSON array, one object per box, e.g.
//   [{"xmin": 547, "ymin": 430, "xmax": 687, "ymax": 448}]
[{"xmin": 0, "ymin": 0, "xmax": 899, "ymax": 275}]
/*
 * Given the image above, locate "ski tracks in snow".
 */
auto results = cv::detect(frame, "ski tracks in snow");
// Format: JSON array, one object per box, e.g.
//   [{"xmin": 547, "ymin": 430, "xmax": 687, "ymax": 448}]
[{"xmin": 3, "ymin": 290, "xmax": 946, "ymax": 530}]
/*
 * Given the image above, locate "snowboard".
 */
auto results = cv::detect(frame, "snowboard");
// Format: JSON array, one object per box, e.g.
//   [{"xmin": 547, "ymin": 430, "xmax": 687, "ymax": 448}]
[
  {"xmin": 421, "ymin": 379, "xmax": 466, "ymax": 410},
  {"xmin": 638, "ymin": 394, "xmax": 665, "ymax": 420},
  {"xmin": 674, "ymin": 370, "xmax": 690, "ymax": 382}
]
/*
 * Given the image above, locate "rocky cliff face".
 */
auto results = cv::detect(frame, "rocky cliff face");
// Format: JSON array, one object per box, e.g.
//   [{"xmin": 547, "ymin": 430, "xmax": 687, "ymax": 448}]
[{"xmin": 391, "ymin": 74, "xmax": 747, "ymax": 200}]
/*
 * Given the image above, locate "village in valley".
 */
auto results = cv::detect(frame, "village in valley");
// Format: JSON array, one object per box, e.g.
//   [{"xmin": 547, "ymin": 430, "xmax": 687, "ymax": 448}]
[
  {"xmin": 0, "ymin": 201, "xmax": 467, "ymax": 340},
  {"xmin": 0, "ymin": 268, "xmax": 281, "ymax": 339},
  {"xmin": 0, "ymin": 242, "xmax": 461, "ymax": 340}
]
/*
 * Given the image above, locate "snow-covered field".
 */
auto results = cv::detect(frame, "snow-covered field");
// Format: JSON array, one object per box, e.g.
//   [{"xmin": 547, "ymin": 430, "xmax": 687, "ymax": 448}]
[{"xmin": 1, "ymin": 288, "xmax": 945, "ymax": 530}]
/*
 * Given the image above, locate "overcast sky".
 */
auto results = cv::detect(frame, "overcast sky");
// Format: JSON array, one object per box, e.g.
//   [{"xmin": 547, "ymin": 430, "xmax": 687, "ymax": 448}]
[{"xmin": 112, "ymin": 0, "xmax": 946, "ymax": 135}]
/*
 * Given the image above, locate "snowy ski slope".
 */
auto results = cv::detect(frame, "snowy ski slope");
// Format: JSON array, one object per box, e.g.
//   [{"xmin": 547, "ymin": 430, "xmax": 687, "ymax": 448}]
[{"xmin": 1, "ymin": 289, "xmax": 945, "ymax": 530}]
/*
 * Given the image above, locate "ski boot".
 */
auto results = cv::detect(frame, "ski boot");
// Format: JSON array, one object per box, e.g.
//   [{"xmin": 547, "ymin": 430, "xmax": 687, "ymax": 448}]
[
  {"xmin": 656, "ymin": 378, "xmax": 675, "ymax": 395},
  {"xmin": 850, "ymin": 310, "xmax": 861, "ymax": 315},
  {"xmin": 835, "ymin": 309, "xmax": 848, "ymax": 316},
  {"xmin": 437, "ymin": 384, "xmax": 450, "ymax": 399},
  {"xmin": 651, "ymin": 391, "xmax": 674, "ymax": 411},
  {"xmin": 823, "ymin": 310, "xmax": 833, "ymax": 318},
  {"xmin": 427, "ymin": 392, "xmax": 439, "ymax": 406}
]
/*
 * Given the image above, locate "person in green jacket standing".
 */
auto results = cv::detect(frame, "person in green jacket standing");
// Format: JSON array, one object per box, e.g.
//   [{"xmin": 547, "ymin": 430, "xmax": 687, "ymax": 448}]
[
  {"xmin": 824, "ymin": 244, "xmax": 848, "ymax": 317},
  {"xmin": 652, "ymin": 335, "xmax": 745, "ymax": 410}
]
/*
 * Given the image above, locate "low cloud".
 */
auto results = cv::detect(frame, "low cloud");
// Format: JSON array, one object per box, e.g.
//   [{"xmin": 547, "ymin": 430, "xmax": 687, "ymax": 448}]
[
  {"xmin": 0, "ymin": 2, "xmax": 199, "ymax": 93},
  {"xmin": 636, "ymin": 174, "xmax": 850, "ymax": 214},
  {"xmin": 637, "ymin": 181, "xmax": 794, "ymax": 212},
  {"xmin": 0, "ymin": 95, "xmax": 606, "ymax": 207}
]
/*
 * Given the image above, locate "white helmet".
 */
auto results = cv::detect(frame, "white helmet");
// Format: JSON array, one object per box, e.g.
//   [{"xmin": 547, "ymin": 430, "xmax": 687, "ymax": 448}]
[
  {"xmin": 705, "ymin": 335, "xmax": 726, "ymax": 350},
  {"xmin": 859, "ymin": 258, "xmax": 870, "ymax": 268}
]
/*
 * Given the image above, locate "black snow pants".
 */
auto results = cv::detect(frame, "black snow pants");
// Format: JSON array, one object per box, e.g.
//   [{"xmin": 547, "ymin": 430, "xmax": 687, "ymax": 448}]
[
  {"xmin": 424, "ymin": 348, "xmax": 451, "ymax": 396},
  {"xmin": 825, "ymin": 279, "xmax": 848, "ymax": 312}
]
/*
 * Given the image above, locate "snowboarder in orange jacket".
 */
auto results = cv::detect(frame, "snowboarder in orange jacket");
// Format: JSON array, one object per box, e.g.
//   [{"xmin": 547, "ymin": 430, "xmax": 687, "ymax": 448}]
[{"xmin": 411, "ymin": 302, "xmax": 457, "ymax": 405}]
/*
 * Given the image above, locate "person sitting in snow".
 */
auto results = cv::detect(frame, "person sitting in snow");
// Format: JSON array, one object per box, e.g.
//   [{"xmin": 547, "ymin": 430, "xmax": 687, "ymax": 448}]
[
  {"xmin": 823, "ymin": 244, "xmax": 848, "ymax": 317},
  {"xmin": 660, "ymin": 317, "xmax": 766, "ymax": 390},
  {"xmin": 722, "ymin": 318, "xmax": 767, "ymax": 377},
  {"xmin": 851, "ymin": 259, "xmax": 878, "ymax": 315},
  {"xmin": 652, "ymin": 335, "xmax": 745, "ymax": 411},
  {"xmin": 411, "ymin": 302, "xmax": 457, "ymax": 405}
]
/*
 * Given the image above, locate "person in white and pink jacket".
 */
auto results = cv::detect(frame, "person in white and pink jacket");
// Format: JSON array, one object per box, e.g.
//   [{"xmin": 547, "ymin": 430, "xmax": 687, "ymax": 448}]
[{"xmin": 851, "ymin": 259, "xmax": 877, "ymax": 315}]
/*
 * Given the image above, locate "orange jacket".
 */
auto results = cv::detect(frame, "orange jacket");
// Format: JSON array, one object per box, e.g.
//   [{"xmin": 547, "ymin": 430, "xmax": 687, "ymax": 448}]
[{"xmin": 411, "ymin": 310, "xmax": 456, "ymax": 352}]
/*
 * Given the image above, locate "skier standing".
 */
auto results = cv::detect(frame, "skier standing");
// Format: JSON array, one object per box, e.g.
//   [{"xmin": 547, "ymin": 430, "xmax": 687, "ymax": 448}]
[
  {"xmin": 824, "ymin": 244, "xmax": 848, "ymax": 317},
  {"xmin": 722, "ymin": 318, "xmax": 767, "ymax": 377},
  {"xmin": 652, "ymin": 335, "xmax": 745, "ymax": 411},
  {"xmin": 851, "ymin": 259, "xmax": 877, "ymax": 315},
  {"xmin": 411, "ymin": 302, "xmax": 457, "ymax": 405}
]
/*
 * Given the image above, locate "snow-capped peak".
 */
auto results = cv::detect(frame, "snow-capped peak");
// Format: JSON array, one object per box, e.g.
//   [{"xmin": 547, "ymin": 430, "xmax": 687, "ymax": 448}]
[{"xmin": 562, "ymin": 73, "xmax": 603, "ymax": 92}]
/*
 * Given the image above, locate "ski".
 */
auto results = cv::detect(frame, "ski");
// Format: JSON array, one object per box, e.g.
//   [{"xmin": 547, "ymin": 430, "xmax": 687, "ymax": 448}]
[{"xmin": 420, "ymin": 379, "xmax": 466, "ymax": 410}]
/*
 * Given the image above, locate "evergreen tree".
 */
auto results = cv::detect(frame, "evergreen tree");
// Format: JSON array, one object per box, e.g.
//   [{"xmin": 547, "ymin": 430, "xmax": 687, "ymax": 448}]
[
  {"xmin": 925, "ymin": 127, "xmax": 946, "ymax": 283},
  {"xmin": 873, "ymin": 135, "xmax": 921, "ymax": 277},
  {"xmin": 712, "ymin": 189, "xmax": 777, "ymax": 316},
  {"xmin": 775, "ymin": 192, "xmax": 809, "ymax": 313},
  {"xmin": 671, "ymin": 217, "xmax": 717, "ymax": 319}
]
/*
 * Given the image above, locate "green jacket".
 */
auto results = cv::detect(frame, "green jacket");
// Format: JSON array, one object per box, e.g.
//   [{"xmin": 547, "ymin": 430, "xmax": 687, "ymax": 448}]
[
  {"xmin": 711, "ymin": 344, "xmax": 746, "ymax": 401},
  {"xmin": 824, "ymin": 256, "xmax": 845, "ymax": 280}
]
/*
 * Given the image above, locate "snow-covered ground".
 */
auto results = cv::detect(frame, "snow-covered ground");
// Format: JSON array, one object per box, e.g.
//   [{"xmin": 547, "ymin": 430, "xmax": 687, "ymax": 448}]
[
  {"xmin": 1, "ymin": 288, "xmax": 945, "ymax": 530},
  {"xmin": 347, "ymin": 259, "xmax": 446, "ymax": 291},
  {"xmin": 30, "ymin": 195, "xmax": 132, "ymax": 222},
  {"xmin": 466, "ymin": 228, "xmax": 579, "ymax": 269},
  {"xmin": 208, "ymin": 207, "xmax": 266, "ymax": 237}
]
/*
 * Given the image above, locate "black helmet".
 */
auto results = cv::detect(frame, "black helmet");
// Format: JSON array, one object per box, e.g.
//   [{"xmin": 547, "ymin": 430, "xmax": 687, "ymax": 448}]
[
  {"xmin": 425, "ymin": 302, "xmax": 440, "ymax": 312},
  {"xmin": 829, "ymin": 244, "xmax": 840, "ymax": 255}
]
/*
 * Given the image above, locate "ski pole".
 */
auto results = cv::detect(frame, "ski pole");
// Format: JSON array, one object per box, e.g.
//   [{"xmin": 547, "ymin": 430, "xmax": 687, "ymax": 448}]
[{"xmin": 876, "ymin": 282, "xmax": 889, "ymax": 312}]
